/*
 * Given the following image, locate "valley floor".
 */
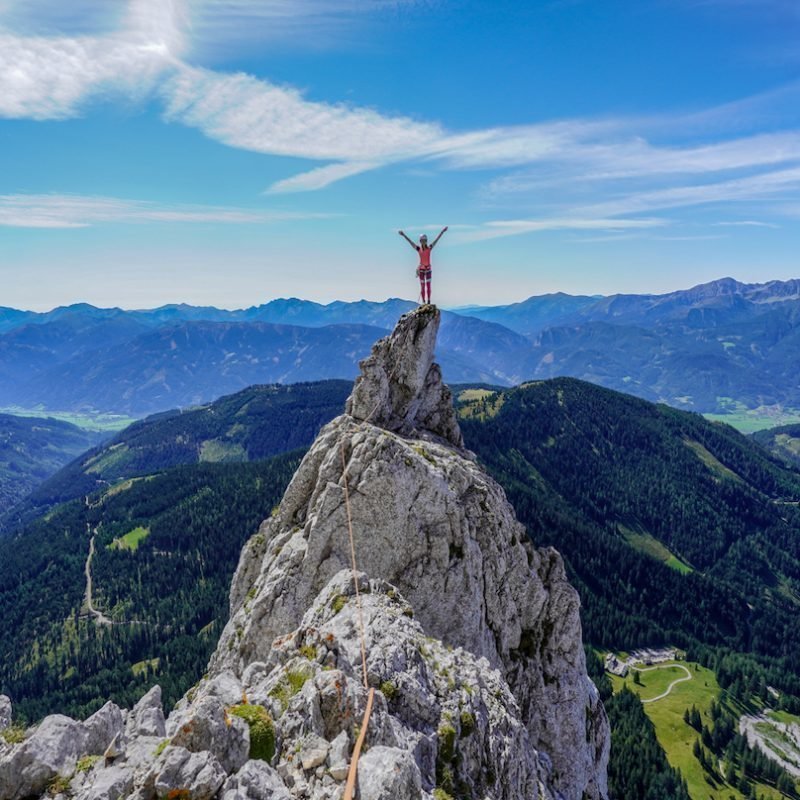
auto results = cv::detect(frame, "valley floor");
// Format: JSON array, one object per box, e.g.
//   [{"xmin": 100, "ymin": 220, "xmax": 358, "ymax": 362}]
[{"xmin": 607, "ymin": 653, "xmax": 791, "ymax": 800}]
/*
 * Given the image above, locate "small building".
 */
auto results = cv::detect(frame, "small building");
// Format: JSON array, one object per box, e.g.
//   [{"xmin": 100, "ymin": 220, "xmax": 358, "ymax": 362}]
[{"xmin": 604, "ymin": 653, "xmax": 629, "ymax": 678}]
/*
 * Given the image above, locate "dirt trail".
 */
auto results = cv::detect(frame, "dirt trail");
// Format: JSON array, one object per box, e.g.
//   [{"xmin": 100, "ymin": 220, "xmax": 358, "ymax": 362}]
[
  {"xmin": 633, "ymin": 663, "xmax": 693, "ymax": 703},
  {"xmin": 84, "ymin": 526, "xmax": 113, "ymax": 626}
]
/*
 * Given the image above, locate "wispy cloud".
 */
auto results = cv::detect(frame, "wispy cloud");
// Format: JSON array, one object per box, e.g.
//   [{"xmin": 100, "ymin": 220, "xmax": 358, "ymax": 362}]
[
  {"xmin": 572, "ymin": 166, "xmax": 800, "ymax": 218},
  {"xmin": 713, "ymin": 220, "xmax": 780, "ymax": 228},
  {"xmin": 0, "ymin": 194, "xmax": 332, "ymax": 228},
  {"xmin": 266, "ymin": 161, "xmax": 381, "ymax": 193},
  {"xmin": 188, "ymin": 1, "xmax": 420, "ymax": 53},
  {"xmin": 162, "ymin": 65, "xmax": 443, "ymax": 162},
  {"xmin": 451, "ymin": 217, "xmax": 668, "ymax": 243}
]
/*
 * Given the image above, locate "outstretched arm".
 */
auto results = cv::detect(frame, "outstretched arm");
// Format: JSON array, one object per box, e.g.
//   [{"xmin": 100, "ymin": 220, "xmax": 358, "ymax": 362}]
[
  {"xmin": 398, "ymin": 230, "xmax": 418, "ymax": 250},
  {"xmin": 431, "ymin": 226, "xmax": 448, "ymax": 248}
]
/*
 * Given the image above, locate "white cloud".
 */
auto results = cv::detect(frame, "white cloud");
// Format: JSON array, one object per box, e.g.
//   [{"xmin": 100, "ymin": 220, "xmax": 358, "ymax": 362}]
[
  {"xmin": 162, "ymin": 65, "xmax": 443, "ymax": 162},
  {"xmin": 0, "ymin": 0, "xmax": 184, "ymax": 119},
  {"xmin": 3, "ymin": 0, "xmax": 800, "ymax": 242},
  {"xmin": 451, "ymin": 217, "xmax": 668, "ymax": 243},
  {"xmin": 575, "ymin": 166, "xmax": 800, "ymax": 218},
  {"xmin": 0, "ymin": 194, "xmax": 332, "ymax": 228},
  {"xmin": 187, "ymin": 1, "xmax": 420, "ymax": 54},
  {"xmin": 713, "ymin": 220, "xmax": 780, "ymax": 228},
  {"xmin": 266, "ymin": 161, "xmax": 380, "ymax": 193}
]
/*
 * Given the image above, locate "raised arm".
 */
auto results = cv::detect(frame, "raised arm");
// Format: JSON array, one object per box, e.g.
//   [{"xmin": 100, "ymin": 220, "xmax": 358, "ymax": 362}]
[
  {"xmin": 431, "ymin": 226, "xmax": 448, "ymax": 248},
  {"xmin": 398, "ymin": 230, "xmax": 418, "ymax": 250}
]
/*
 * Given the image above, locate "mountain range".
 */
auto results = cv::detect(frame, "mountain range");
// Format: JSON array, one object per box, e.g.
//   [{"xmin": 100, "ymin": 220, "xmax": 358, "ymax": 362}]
[{"xmin": 4, "ymin": 277, "xmax": 800, "ymax": 416}]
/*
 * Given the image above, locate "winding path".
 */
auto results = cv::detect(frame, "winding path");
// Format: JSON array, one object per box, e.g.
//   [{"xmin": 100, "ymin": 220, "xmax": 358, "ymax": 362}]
[
  {"xmin": 84, "ymin": 526, "xmax": 113, "ymax": 626},
  {"xmin": 633, "ymin": 663, "xmax": 693, "ymax": 703}
]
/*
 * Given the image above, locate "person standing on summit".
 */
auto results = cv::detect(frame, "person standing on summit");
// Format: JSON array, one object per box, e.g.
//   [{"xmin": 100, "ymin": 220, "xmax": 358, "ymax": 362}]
[{"xmin": 398, "ymin": 227, "xmax": 448, "ymax": 304}]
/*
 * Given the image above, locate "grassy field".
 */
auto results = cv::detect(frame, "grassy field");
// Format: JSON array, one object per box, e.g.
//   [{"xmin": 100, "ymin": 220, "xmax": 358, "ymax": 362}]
[
  {"xmin": 610, "ymin": 659, "xmax": 784, "ymax": 800},
  {"xmin": 110, "ymin": 526, "xmax": 150, "ymax": 552},
  {"xmin": 618, "ymin": 525, "xmax": 693, "ymax": 574},
  {"xmin": 0, "ymin": 407, "xmax": 136, "ymax": 433},
  {"xmin": 199, "ymin": 439, "xmax": 248, "ymax": 463},
  {"xmin": 683, "ymin": 437, "xmax": 743, "ymax": 482},
  {"xmin": 768, "ymin": 710, "xmax": 800, "ymax": 726}
]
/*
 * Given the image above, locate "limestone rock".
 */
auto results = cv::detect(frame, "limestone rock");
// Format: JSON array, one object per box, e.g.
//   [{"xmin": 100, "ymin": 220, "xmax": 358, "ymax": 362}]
[
  {"xmin": 326, "ymin": 732, "xmax": 349, "ymax": 781},
  {"xmin": 82, "ymin": 702, "xmax": 124, "ymax": 756},
  {"xmin": 214, "ymin": 307, "xmax": 609, "ymax": 799},
  {"xmin": 170, "ymin": 696, "xmax": 249, "ymax": 774},
  {"xmin": 0, "ymin": 715, "xmax": 88, "ymax": 800},
  {"xmin": 298, "ymin": 734, "xmax": 328, "ymax": 771},
  {"xmin": 75, "ymin": 765, "xmax": 133, "ymax": 800},
  {"xmin": 150, "ymin": 746, "xmax": 226, "ymax": 800},
  {"xmin": 233, "ymin": 570, "xmax": 547, "ymax": 800},
  {"xmin": 130, "ymin": 686, "xmax": 166, "ymax": 738},
  {"xmin": 356, "ymin": 746, "xmax": 422, "ymax": 800},
  {"xmin": 220, "ymin": 760, "xmax": 290, "ymax": 800},
  {"xmin": 345, "ymin": 304, "xmax": 463, "ymax": 447}
]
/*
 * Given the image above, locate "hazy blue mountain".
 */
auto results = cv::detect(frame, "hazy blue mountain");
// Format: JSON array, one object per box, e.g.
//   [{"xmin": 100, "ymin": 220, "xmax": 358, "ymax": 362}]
[
  {"xmin": 0, "ymin": 307, "xmax": 38, "ymax": 334},
  {"xmin": 10, "ymin": 322, "xmax": 383, "ymax": 415},
  {"xmin": 0, "ymin": 413, "xmax": 105, "ymax": 513},
  {"xmin": 456, "ymin": 292, "xmax": 600, "ymax": 336},
  {"xmin": 0, "ymin": 309, "xmax": 529, "ymax": 415},
  {"xmin": 0, "ymin": 315, "xmax": 152, "ymax": 402},
  {"xmin": 520, "ymin": 301, "xmax": 800, "ymax": 410},
  {"xmin": 3, "ymin": 277, "xmax": 800, "ymax": 416}
]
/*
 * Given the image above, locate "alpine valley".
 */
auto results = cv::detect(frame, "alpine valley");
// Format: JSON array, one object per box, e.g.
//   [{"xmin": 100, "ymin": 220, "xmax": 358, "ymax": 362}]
[{"xmin": 2, "ymin": 290, "xmax": 800, "ymax": 800}]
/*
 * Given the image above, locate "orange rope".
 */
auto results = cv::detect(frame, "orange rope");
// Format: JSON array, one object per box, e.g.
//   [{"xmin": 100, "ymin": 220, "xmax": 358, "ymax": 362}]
[{"xmin": 343, "ymin": 688, "xmax": 375, "ymax": 800}]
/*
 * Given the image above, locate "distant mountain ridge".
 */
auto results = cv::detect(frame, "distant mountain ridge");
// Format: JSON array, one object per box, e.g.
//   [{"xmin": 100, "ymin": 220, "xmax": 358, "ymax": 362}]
[{"xmin": 4, "ymin": 277, "xmax": 800, "ymax": 416}]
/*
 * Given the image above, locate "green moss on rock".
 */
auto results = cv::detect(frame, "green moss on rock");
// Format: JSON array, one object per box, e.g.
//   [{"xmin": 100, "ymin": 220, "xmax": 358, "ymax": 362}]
[{"xmin": 230, "ymin": 704, "xmax": 276, "ymax": 763}]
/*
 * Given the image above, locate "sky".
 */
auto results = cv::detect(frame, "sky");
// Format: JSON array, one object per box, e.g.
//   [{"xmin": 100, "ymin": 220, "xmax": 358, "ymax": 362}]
[{"xmin": 1, "ymin": 0, "xmax": 799, "ymax": 310}]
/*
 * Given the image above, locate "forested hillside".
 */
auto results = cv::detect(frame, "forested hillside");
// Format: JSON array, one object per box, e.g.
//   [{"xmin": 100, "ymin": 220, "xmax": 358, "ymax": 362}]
[
  {"xmin": 458, "ymin": 380, "xmax": 800, "ymax": 702},
  {"xmin": 0, "ymin": 413, "xmax": 105, "ymax": 514},
  {"xmin": 0, "ymin": 455, "xmax": 300, "ymax": 722},
  {"xmin": 0, "ymin": 381, "xmax": 351, "ymax": 533},
  {"xmin": 752, "ymin": 424, "xmax": 800, "ymax": 469}
]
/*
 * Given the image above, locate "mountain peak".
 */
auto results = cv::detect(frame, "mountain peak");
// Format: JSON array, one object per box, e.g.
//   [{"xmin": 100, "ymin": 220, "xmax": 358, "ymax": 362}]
[{"xmin": 346, "ymin": 304, "xmax": 464, "ymax": 447}]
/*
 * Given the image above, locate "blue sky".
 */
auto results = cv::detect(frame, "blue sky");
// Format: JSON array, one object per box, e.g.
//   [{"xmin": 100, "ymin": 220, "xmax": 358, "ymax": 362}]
[{"xmin": 1, "ymin": 0, "xmax": 799, "ymax": 310}]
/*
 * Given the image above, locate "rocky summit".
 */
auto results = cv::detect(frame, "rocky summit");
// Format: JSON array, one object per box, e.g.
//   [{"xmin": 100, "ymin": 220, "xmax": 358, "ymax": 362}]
[{"xmin": 0, "ymin": 306, "xmax": 609, "ymax": 800}]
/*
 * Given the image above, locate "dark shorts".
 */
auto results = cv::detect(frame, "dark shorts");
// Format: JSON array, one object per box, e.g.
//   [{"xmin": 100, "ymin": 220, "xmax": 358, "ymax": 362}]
[{"xmin": 417, "ymin": 268, "xmax": 431, "ymax": 281}]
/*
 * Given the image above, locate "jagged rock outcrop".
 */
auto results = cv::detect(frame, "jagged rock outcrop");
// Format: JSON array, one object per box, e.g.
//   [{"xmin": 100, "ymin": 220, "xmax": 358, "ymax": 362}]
[{"xmin": 0, "ymin": 306, "xmax": 609, "ymax": 800}]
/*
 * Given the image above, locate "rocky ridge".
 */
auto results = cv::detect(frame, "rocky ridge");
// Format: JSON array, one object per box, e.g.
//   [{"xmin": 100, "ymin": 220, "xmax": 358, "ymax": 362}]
[{"xmin": 0, "ymin": 306, "xmax": 609, "ymax": 800}]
